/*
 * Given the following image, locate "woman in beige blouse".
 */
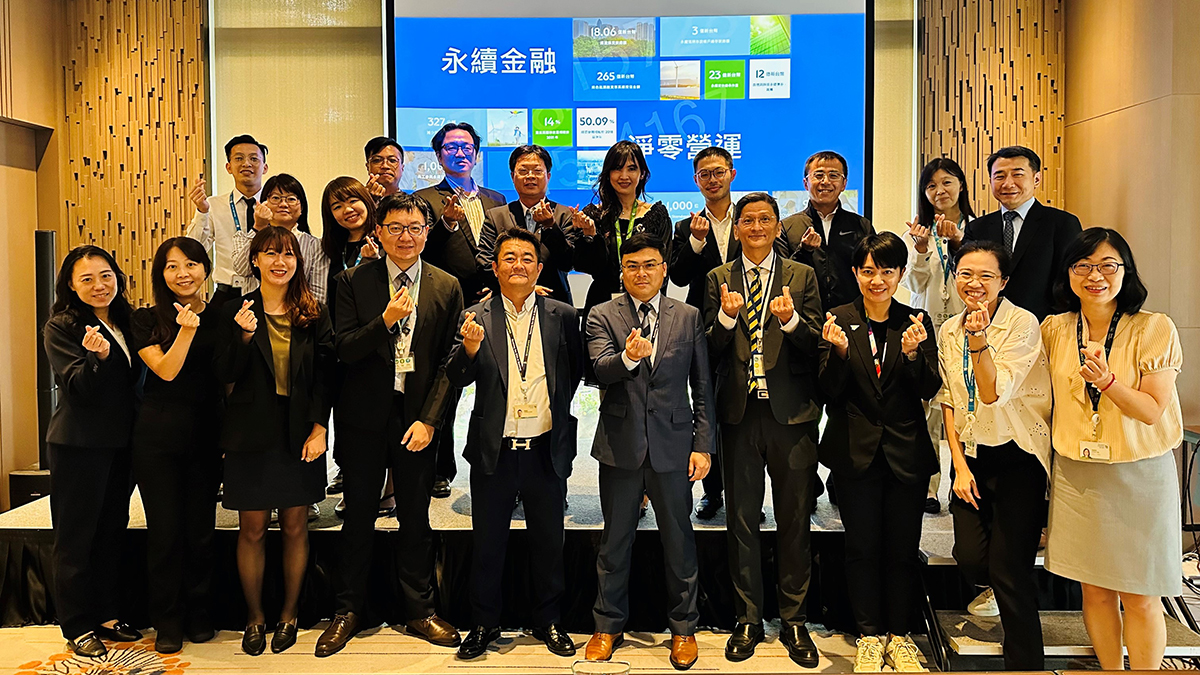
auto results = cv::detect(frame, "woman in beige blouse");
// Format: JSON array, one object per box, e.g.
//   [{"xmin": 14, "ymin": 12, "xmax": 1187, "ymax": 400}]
[{"xmin": 1042, "ymin": 228, "xmax": 1183, "ymax": 670}]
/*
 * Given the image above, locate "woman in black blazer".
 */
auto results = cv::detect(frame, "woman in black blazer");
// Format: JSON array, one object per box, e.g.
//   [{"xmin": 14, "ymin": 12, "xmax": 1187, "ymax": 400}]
[
  {"xmin": 214, "ymin": 226, "xmax": 334, "ymax": 656},
  {"xmin": 817, "ymin": 232, "xmax": 941, "ymax": 672},
  {"xmin": 130, "ymin": 238, "xmax": 222, "ymax": 654},
  {"xmin": 43, "ymin": 245, "xmax": 143, "ymax": 658}
]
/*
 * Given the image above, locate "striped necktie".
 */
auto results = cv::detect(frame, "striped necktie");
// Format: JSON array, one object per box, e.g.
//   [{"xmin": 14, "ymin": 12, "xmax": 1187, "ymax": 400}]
[{"xmin": 747, "ymin": 266, "xmax": 765, "ymax": 392}]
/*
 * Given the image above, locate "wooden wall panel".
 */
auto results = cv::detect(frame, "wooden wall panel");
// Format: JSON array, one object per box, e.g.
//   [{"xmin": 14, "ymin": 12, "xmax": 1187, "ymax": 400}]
[
  {"xmin": 919, "ymin": 0, "xmax": 1065, "ymax": 213},
  {"xmin": 62, "ymin": 0, "xmax": 206, "ymax": 304}
]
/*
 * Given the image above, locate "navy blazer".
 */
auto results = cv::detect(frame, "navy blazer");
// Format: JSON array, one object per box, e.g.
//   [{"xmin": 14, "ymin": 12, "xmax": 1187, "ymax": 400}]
[
  {"xmin": 476, "ymin": 200, "xmax": 579, "ymax": 305},
  {"xmin": 586, "ymin": 293, "xmax": 714, "ymax": 472},
  {"xmin": 415, "ymin": 179, "xmax": 507, "ymax": 303}
]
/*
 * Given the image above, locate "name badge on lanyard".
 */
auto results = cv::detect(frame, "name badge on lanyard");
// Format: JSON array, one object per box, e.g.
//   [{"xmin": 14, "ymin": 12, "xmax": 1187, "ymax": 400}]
[
  {"xmin": 960, "ymin": 333, "xmax": 978, "ymax": 458},
  {"xmin": 1075, "ymin": 312, "xmax": 1120, "ymax": 461}
]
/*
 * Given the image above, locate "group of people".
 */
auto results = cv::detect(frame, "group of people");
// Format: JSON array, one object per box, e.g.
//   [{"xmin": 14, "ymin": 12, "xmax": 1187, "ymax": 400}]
[{"xmin": 42, "ymin": 121, "xmax": 1184, "ymax": 673}]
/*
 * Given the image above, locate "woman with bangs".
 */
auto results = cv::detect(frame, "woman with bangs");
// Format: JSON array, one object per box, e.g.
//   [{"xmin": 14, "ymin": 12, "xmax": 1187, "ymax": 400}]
[
  {"xmin": 216, "ymin": 226, "xmax": 335, "ymax": 657},
  {"xmin": 321, "ymin": 176, "xmax": 381, "ymax": 304},
  {"xmin": 233, "ymin": 173, "xmax": 332, "ymax": 303}
]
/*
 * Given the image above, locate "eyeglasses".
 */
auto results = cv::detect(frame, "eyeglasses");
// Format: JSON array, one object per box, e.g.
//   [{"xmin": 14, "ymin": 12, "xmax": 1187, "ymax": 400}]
[
  {"xmin": 267, "ymin": 195, "xmax": 300, "ymax": 206},
  {"xmin": 383, "ymin": 224, "xmax": 428, "ymax": 236},
  {"xmin": 808, "ymin": 171, "xmax": 844, "ymax": 183},
  {"xmin": 515, "ymin": 167, "xmax": 546, "ymax": 177},
  {"xmin": 230, "ymin": 154, "xmax": 262, "ymax": 165},
  {"xmin": 694, "ymin": 168, "xmax": 729, "ymax": 182},
  {"xmin": 737, "ymin": 216, "xmax": 777, "ymax": 228},
  {"xmin": 441, "ymin": 142, "xmax": 476, "ymax": 156},
  {"xmin": 368, "ymin": 155, "xmax": 402, "ymax": 167},
  {"xmin": 856, "ymin": 268, "xmax": 900, "ymax": 280},
  {"xmin": 955, "ymin": 270, "xmax": 1000, "ymax": 283},
  {"xmin": 621, "ymin": 261, "xmax": 664, "ymax": 273},
  {"xmin": 1070, "ymin": 261, "xmax": 1124, "ymax": 277}
]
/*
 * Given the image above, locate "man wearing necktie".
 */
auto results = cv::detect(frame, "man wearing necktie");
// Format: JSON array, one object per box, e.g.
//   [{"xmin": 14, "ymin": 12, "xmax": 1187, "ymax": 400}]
[{"xmin": 583, "ymin": 233, "xmax": 714, "ymax": 670}]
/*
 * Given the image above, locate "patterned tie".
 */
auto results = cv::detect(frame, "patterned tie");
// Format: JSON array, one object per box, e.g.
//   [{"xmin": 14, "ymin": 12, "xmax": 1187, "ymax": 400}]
[
  {"xmin": 1002, "ymin": 210, "xmax": 1017, "ymax": 254},
  {"xmin": 746, "ymin": 267, "xmax": 765, "ymax": 392},
  {"xmin": 525, "ymin": 208, "xmax": 536, "ymax": 232},
  {"xmin": 638, "ymin": 302, "xmax": 655, "ymax": 343},
  {"xmin": 394, "ymin": 271, "xmax": 413, "ymax": 385},
  {"xmin": 395, "ymin": 271, "xmax": 412, "ymax": 338}
]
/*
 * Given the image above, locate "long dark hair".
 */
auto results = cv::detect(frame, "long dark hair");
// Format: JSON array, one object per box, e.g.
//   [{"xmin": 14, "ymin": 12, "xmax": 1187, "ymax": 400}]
[
  {"xmin": 51, "ymin": 245, "xmax": 134, "ymax": 329},
  {"xmin": 320, "ymin": 176, "xmax": 377, "ymax": 263},
  {"xmin": 261, "ymin": 173, "xmax": 310, "ymax": 233},
  {"xmin": 917, "ymin": 157, "xmax": 976, "ymax": 227},
  {"xmin": 147, "ymin": 237, "xmax": 212, "ymax": 347},
  {"xmin": 592, "ymin": 140, "xmax": 650, "ymax": 221},
  {"xmin": 249, "ymin": 227, "xmax": 321, "ymax": 328},
  {"xmin": 1053, "ymin": 227, "xmax": 1148, "ymax": 315}
]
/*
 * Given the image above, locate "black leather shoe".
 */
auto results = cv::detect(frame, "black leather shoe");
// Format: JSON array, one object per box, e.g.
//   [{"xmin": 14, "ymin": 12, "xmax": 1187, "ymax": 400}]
[
  {"xmin": 185, "ymin": 614, "xmax": 216, "ymax": 644},
  {"xmin": 431, "ymin": 477, "xmax": 452, "ymax": 499},
  {"xmin": 695, "ymin": 493, "xmax": 723, "ymax": 519},
  {"xmin": 924, "ymin": 497, "xmax": 940, "ymax": 514},
  {"xmin": 316, "ymin": 612, "xmax": 360, "ymax": 657},
  {"xmin": 66, "ymin": 631, "xmax": 107, "ymax": 658},
  {"xmin": 271, "ymin": 620, "xmax": 298, "ymax": 653},
  {"xmin": 327, "ymin": 469, "xmax": 344, "ymax": 495},
  {"xmin": 155, "ymin": 632, "xmax": 183, "ymax": 654},
  {"xmin": 95, "ymin": 621, "xmax": 141, "ymax": 642},
  {"xmin": 242, "ymin": 624, "xmax": 266, "ymax": 656},
  {"xmin": 530, "ymin": 624, "xmax": 576, "ymax": 656},
  {"xmin": 457, "ymin": 625, "xmax": 501, "ymax": 659},
  {"xmin": 779, "ymin": 624, "xmax": 819, "ymax": 668},
  {"xmin": 724, "ymin": 622, "xmax": 764, "ymax": 661}
]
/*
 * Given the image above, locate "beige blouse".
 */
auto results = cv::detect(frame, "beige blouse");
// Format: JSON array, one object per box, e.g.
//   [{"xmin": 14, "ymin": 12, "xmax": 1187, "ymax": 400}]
[
  {"xmin": 1041, "ymin": 310, "xmax": 1183, "ymax": 464},
  {"xmin": 935, "ymin": 299, "xmax": 1053, "ymax": 473},
  {"xmin": 264, "ymin": 313, "xmax": 292, "ymax": 397}
]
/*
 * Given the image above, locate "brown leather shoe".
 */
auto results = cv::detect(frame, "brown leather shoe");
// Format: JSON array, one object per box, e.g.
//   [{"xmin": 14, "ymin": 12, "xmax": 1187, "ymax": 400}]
[
  {"xmin": 315, "ymin": 612, "xmax": 359, "ymax": 657},
  {"xmin": 406, "ymin": 614, "xmax": 461, "ymax": 647},
  {"xmin": 585, "ymin": 632, "xmax": 623, "ymax": 661},
  {"xmin": 670, "ymin": 634, "xmax": 698, "ymax": 670}
]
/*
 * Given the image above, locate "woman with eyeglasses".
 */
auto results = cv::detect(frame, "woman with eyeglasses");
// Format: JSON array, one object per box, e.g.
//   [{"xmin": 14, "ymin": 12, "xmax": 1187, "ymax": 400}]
[
  {"xmin": 232, "ymin": 173, "xmax": 332, "ymax": 303},
  {"xmin": 937, "ymin": 241, "xmax": 1052, "ymax": 670},
  {"xmin": 321, "ymin": 176, "xmax": 380, "ymax": 316},
  {"xmin": 818, "ymin": 232, "xmax": 940, "ymax": 672},
  {"xmin": 1041, "ymin": 228, "xmax": 1183, "ymax": 670},
  {"xmin": 216, "ymin": 227, "xmax": 334, "ymax": 656}
]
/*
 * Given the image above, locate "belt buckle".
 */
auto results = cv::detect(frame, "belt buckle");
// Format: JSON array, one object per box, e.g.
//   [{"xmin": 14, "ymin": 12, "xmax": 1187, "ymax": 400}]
[
  {"xmin": 511, "ymin": 437, "xmax": 532, "ymax": 451},
  {"xmin": 756, "ymin": 390, "xmax": 770, "ymax": 400}
]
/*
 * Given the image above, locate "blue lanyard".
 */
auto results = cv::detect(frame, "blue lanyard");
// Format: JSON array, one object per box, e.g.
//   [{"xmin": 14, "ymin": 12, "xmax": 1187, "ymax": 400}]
[
  {"xmin": 229, "ymin": 192, "xmax": 244, "ymax": 233},
  {"xmin": 934, "ymin": 236, "xmax": 951, "ymax": 287},
  {"xmin": 962, "ymin": 333, "xmax": 976, "ymax": 415}
]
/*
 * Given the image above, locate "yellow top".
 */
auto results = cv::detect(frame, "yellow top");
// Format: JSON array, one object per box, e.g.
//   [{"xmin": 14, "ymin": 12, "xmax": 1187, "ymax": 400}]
[
  {"xmin": 1041, "ymin": 311, "xmax": 1183, "ymax": 464},
  {"xmin": 264, "ymin": 313, "xmax": 291, "ymax": 397}
]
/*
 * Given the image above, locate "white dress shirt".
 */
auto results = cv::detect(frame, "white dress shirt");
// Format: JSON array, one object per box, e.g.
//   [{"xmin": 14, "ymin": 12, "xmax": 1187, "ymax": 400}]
[
  {"xmin": 232, "ymin": 227, "xmax": 331, "ymax": 304},
  {"xmin": 688, "ymin": 205, "xmax": 734, "ymax": 262},
  {"xmin": 186, "ymin": 188, "xmax": 261, "ymax": 287},
  {"xmin": 98, "ymin": 318, "xmax": 131, "ymax": 364},
  {"xmin": 502, "ymin": 293, "xmax": 552, "ymax": 439},
  {"xmin": 716, "ymin": 251, "xmax": 800, "ymax": 334},
  {"xmin": 622, "ymin": 292, "xmax": 662, "ymax": 370},
  {"xmin": 386, "ymin": 256, "xmax": 421, "ymax": 393},
  {"xmin": 999, "ymin": 197, "xmax": 1035, "ymax": 249}
]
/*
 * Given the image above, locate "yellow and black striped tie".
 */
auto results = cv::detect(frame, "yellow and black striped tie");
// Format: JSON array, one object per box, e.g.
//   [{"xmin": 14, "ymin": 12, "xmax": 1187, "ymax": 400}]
[{"xmin": 747, "ymin": 267, "xmax": 764, "ymax": 392}]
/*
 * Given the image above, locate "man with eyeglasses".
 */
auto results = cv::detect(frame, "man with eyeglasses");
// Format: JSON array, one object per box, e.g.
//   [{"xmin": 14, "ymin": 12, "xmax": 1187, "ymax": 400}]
[
  {"xmin": 477, "ymin": 145, "xmax": 578, "ymax": 305},
  {"xmin": 316, "ymin": 193, "xmax": 464, "ymax": 657},
  {"xmin": 363, "ymin": 136, "xmax": 406, "ymax": 200}
]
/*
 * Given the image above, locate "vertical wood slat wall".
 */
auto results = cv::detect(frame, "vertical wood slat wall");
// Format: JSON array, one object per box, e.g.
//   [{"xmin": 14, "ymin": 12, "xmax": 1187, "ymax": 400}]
[
  {"xmin": 919, "ymin": 0, "xmax": 1065, "ymax": 213},
  {"xmin": 62, "ymin": 0, "xmax": 206, "ymax": 304}
]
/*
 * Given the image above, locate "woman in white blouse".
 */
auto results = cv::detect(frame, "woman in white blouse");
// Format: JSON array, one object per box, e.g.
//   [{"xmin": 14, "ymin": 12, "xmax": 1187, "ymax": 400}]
[{"xmin": 936, "ymin": 241, "xmax": 1052, "ymax": 671}]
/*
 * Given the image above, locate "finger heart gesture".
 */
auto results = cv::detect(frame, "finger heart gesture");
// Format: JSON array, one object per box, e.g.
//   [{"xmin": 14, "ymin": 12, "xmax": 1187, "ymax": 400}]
[
  {"xmin": 901, "ymin": 313, "xmax": 927, "ymax": 355},
  {"xmin": 625, "ymin": 327, "xmax": 653, "ymax": 361},
  {"xmin": 822, "ymin": 312, "xmax": 849, "ymax": 349},
  {"xmin": 81, "ymin": 325, "xmax": 111, "ymax": 359},
  {"xmin": 234, "ymin": 299, "xmax": 257, "ymax": 333},
  {"xmin": 768, "ymin": 286, "xmax": 794, "ymax": 323},
  {"xmin": 174, "ymin": 302, "xmax": 200, "ymax": 329}
]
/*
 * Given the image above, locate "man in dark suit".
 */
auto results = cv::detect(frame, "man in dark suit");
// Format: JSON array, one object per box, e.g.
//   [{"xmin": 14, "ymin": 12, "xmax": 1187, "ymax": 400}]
[
  {"xmin": 583, "ymin": 233, "xmax": 713, "ymax": 670},
  {"xmin": 950, "ymin": 145, "xmax": 1082, "ymax": 321},
  {"xmin": 413, "ymin": 121, "xmax": 506, "ymax": 498},
  {"xmin": 447, "ymin": 227, "xmax": 583, "ymax": 660},
  {"xmin": 477, "ymin": 145, "xmax": 579, "ymax": 305},
  {"xmin": 704, "ymin": 193, "xmax": 824, "ymax": 666},
  {"xmin": 315, "ymin": 193, "xmax": 463, "ymax": 657},
  {"xmin": 669, "ymin": 146, "xmax": 740, "ymax": 520}
]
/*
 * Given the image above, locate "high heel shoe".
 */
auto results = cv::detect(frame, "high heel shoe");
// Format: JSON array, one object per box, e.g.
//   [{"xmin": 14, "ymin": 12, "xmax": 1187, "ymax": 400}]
[{"xmin": 242, "ymin": 624, "xmax": 266, "ymax": 656}]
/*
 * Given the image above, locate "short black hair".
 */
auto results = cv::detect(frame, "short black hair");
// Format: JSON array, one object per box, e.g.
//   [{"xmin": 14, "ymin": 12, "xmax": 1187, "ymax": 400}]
[
  {"xmin": 804, "ymin": 150, "xmax": 848, "ymax": 177},
  {"xmin": 261, "ymin": 173, "xmax": 310, "ymax": 233},
  {"xmin": 376, "ymin": 193, "xmax": 434, "ymax": 228},
  {"xmin": 431, "ymin": 122, "xmax": 481, "ymax": 154},
  {"xmin": 508, "ymin": 145, "xmax": 553, "ymax": 173},
  {"xmin": 692, "ymin": 146, "xmax": 733, "ymax": 171},
  {"xmin": 733, "ymin": 192, "xmax": 779, "ymax": 223},
  {"xmin": 954, "ymin": 240, "xmax": 1012, "ymax": 278},
  {"xmin": 986, "ymin": 145, "xmax": 1041, "ymax": 175},
  {"xmin": 1053, "ymin": 227, "xmax": 1148, "ymax": 315},
  {"xmin": 619, "ymin": 232, "xmax": 666, "ymax": 260},
  {"xmin": 364, "ymin": 136, "xmax": 403, "ymax": 162},
  {"xmin": 224, "ymin": 134, "xmax": 267, "ymax": 160},
  {"xmin": 494, "ymin": 226, "xmax": 541, "ymax": 257},
  {"xmin": 851, "ymin": 232, "xmax": 908, "ymax": 269}
]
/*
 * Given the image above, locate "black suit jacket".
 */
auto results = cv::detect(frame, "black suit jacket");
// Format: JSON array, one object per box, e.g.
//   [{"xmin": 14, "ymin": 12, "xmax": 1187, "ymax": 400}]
[
  {"xmin": 332, "ymin": 257, "xmax": 463, "ymax": 467},
  {"xmin": 779, "ymin": 204, "xmax": 875, "ymax": 312},
  {"xmin": 573, "ymin": 201, "xmax": 673, "ymax": 314},
  {"xmin": 477, "ymin": 200, "xmax": 578, "ymax": 305},
  {"xmin": 214, "ymin": 290, "xmax": 335, "ymax": 455},
  {"xmin": 704, "ymin": 256, "xmax": 824, "ymax": 427},
  {"xmin": 44, "ymin": 311, "xmax": 142, "ymax": 448},
  {"xmin": 446, "ymin": 294, "xmax": 583, "ymax": 479},
  {"xmin": 669, "ymin": 214, "xmax": 741, "ymax": 310},
  {"xmin": 415, "ymin": 179, "xmax": 506, "ymax": 303},
  {"xmin": 963, "ymin": 200, "xmax": 1082, "ymax": 321},
  {"xmin": 817, "ymin": 298, "xmax": 941, "ymax": 483}
]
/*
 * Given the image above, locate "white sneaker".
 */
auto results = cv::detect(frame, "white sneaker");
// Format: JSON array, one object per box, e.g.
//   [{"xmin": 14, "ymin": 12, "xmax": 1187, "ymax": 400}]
[
  {"xmin": 967, "ymin": 587, "xmax": 1000, "ymax": 617},
  {"xmin": 853, "ymin": 635, "xmax": 885, "ymax": 672},
  {"xmin": 884, "ymin": 635, "xmax": 928, "ymax": 672}
]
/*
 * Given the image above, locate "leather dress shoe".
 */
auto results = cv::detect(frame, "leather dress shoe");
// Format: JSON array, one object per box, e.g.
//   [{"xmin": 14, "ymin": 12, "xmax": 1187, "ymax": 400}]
[
  {"xmin": 724, "ymin": 622, "xmax": 764, "ymax": 661},
  {"xmin": 584, "ymin": 632, "xmax": 623, "ymax": 660},
  {"xmin": 406, "ymin": 614, "xmax": 461, "ymax": 647},
  {"xmin": 670, "ymin": 634, "xmax": 699, "ymax": 670},
  {"xmin": 431, "ymin": 477, "xmax": 452, "ymax": 499},
  {"xmin": 242, "ymin": 624, "xmax": 267, "ymax": 656},
  {"xmin": 695, "ymin": 493, "xmax": 722, "ymax": 519},
  {"xmin": 531, "ymin": 624, "xmax": 576, "ymax": 656},
  {"xmin": 271, "ymin": 620, "xmax": 298, "ymax": 653},
  {"xmin": 155, "ymin": 632, "xmax": 183, "ymax": 654},
  {"xmin": 95, "ymin": 621, "xmax": 142, "ymax": 642},
  {"xmin": 780, "ymin": 623, "xmax": 820, "ymax": 668},
  {"xmin": 315, "ymin": 612, "xmax": 360, "ymax": 657},
  {"xmin": 185, "ymin": 613, "xmax": 216, "ymax": 644},
  {"xmin": 457, "ymin": 625, "xmax": 501, "ymax": 659},
  {"xmin": 327, "ymin": 469, "xmax": 344, "ymax": 494},
  {"xmin": 66, "ymin": 631, "xmax": 107, "ymax": 658}
]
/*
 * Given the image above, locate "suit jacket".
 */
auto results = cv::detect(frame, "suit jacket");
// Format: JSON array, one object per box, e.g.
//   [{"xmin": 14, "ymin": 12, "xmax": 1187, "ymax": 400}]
[
  {"xmin": 214, "ymin": 290, "xmax": 335, "ymax": 455},
  {"xmin": 586, "ymin": 293, "xmax": 714, "ymax": 472},
  {"xmin": 704, "ymin": 257, "xmax": 824, "ymax": 427},
  {"xmin": 44, "ymin": 311, "xmax": 142, "ymax": 448},
  {"xmin": 669, "ymin": 214, "xmax": 741, "ymax": 310},
  {"xmin": 573, "ymin": 201, "xmax": 673, "ymax": 314},
  {"xmin": 332, "ymin": 257, "xmax": 464, "ymax": 467},
  {"xmin": 414, "ymin": 179, "xmax": 507, "ymax": 302},
  {"xmin": 962, "ymin": 200, "xmax": 1082, "ymax": 321},
  {"xmin": 779, "ymin": 204, "xmax": 875, "ymax": 311},
  {"xmin": 477, "ymin": 200, "xmax": 578, "ymax": 305},
  {"xmin": 446, "ymin": 294, "xmax": 583, "ymax": 479},
  {"xmin": 817, "ymin": 297, "xmax": 941, "ymax": 483}
]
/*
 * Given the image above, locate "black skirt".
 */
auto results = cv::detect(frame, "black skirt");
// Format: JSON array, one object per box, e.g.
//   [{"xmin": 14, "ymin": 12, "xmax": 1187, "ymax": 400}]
[{"xmin": 222, "ymin": 395, "xmax": 326, "ymax": 511}]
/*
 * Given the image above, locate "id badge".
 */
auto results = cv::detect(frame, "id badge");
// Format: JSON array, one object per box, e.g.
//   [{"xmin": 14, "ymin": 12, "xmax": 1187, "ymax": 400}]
[
  {"xmin": 513, "ymin": 403, "xmax": 538, "ymax": 419},
  {"xmin": 963, "ymin": 437, "xmax": 978, "ymax": 458},
  {"xmin": 752, "ymin": 354, "xmax": 765, "ymax": 377},
  {"xmin": 1078, "ymin": 440, "xmax": 1111, "ymax": 461},
  {"xmin": 395, "ymin": 355, "xmax": 415, "ymax": 373}
]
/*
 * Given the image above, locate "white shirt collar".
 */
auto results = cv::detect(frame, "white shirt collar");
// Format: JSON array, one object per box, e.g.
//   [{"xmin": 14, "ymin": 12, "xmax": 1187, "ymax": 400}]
[
  {"xmin": 385, "ymin": 255, "xmax": 421, "ymax": 285},
  {"xmin": 629, "ymin": 292, "xmax": 662, "ymax": 315},
  {"xmin": 741, "ymin": 249, "xmax": 776, "ymax": 275},
  {"xmin": 234, "ymin": 187, "xmax": 263, "ymax": 204},
  {"xmin": 1000, "ymin": 197, "xmax": 1035, "ymax": 221},
  {"xmin": 502, "ymin": 291, "xmax": 536, "ymax": 316},
  {"xmin": 706, "ymin": 203, "xmax": 733, "ymax": 226}
]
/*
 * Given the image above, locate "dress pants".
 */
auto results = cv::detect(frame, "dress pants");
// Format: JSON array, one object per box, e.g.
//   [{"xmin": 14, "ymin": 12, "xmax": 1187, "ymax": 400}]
[
  {"xmin": 950, "ymin": 441, "xmax": 1047, "ymax": 670},
  {"xmin": 700, "ymin": 433, "xmax": 724, "ymax": 498},
  {"xmin": 433, "ymin": 389, "xmax": 461, "ymax": 482},
  {"xmin": 133, "ymin": 447, "xmax": 219, "ymax": 639},
  {"xmin": 722, "ymin": 399, "xmax": 818, "ymax": 628},
  {"xmin": 48, "ymin": 444, "xmax": 133, "ymax": 640},
  {"xmin": 594, "ymin": 458, "xmax": 699, "ymax": 636},
  {"xmin": 469, "ymin": 435, "xmax": 564, "ymax": 628},
  {"xmin": 334, "ymin": 393, "xmax": 438, "ymax": 619},
  {"xmin": 835, "ymin": 452, "xmax": 928, "ymax": 637}
]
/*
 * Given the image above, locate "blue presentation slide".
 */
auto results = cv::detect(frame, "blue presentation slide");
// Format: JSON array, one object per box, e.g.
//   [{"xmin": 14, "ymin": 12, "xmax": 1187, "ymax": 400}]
[{"xmin": 392, "ymin": 13, "xmax": 866, "ymax": 220}]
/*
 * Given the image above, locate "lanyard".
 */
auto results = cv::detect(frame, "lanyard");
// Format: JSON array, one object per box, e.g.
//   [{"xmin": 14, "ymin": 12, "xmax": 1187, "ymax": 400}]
[
  {"xmin": 229, "ymin": 192, "xmax": 244, "ymax": 233},
  {"xmin": 1076, "ymin": 311, "xmax": 1121, "ymax": 414},
  {"xmin": 505, "ymin": 303, "xmax": 538, "ymax": 383},
  {"xmin": 388, "ymin": 269, "xmax": 418, "ymax": 340},
  {"xmin": 614, "ymin": 201, "xmax": 640, "ymax": 252},
  {"xmin": 743, "ymin": 261, "xmax": 774, "ymax": 346},
  {"xmin": 934, "ymin": 235, "xmax": 952, "ymax": 287},
  {"xmin": 866, "ymin": 322, "xmax": 884, "ymax": 378},
  {"xmin": 962, "ymin": 333, "xmax": 976, "ymax": 415}
]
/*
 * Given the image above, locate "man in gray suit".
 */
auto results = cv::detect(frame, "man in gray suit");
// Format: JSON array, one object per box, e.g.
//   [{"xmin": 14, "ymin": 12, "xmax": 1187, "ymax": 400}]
[{"xmin": 583, "ymin": 232, "xmax": 713, "ymax": 670}]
